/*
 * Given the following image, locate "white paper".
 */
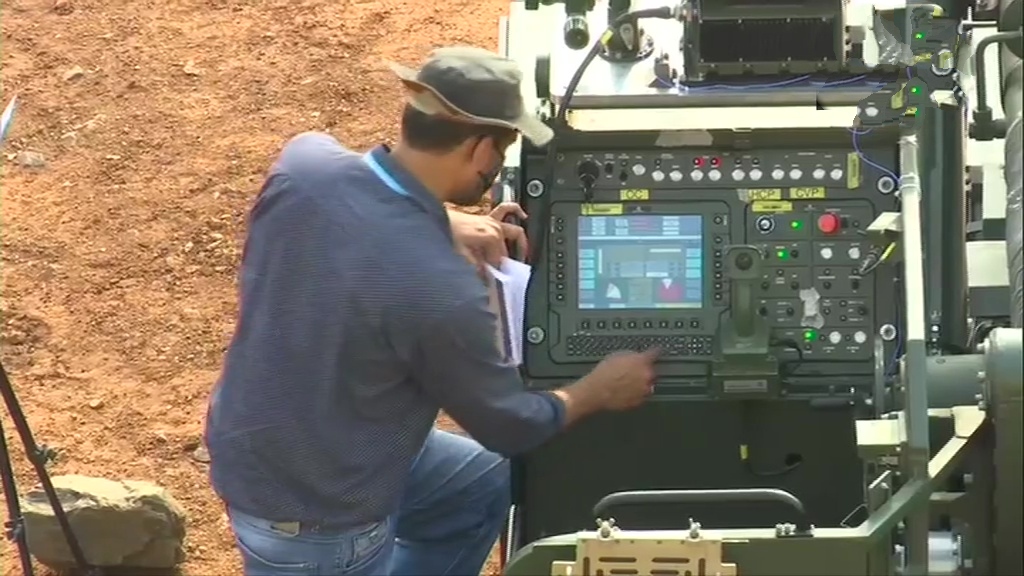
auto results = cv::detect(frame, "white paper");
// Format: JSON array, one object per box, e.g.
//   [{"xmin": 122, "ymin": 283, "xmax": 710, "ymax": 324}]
[{"xmin": 487, "ymin": 257, "xmax": 532, "ymax": 366}]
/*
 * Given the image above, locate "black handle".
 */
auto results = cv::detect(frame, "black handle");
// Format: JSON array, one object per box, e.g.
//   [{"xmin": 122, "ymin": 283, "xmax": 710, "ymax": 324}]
[{"xmin": 592, "ymin": 488, "xmax": 812, "ymax": 532}]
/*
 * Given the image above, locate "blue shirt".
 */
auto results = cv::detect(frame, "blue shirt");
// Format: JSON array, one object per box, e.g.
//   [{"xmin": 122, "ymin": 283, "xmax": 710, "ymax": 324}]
[{"xmin": 204, "ymin": 133, "xmax": 565, "ymax": 527}]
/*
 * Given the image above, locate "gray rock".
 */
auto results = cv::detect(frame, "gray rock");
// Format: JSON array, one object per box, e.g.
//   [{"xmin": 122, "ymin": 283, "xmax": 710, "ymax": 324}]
[{"xmin": 21, "ymin": 475, "xmax": 187, "ymax": 570}]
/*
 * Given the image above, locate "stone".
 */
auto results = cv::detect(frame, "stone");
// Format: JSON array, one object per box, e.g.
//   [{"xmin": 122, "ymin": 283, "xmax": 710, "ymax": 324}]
[
  {"xmin": 21, "ymin": 475, "xmax": 187, "ymax": 570},
  {"xmin": 14, "ymin": 150, "xmax": 46, "ymax": 168},
  {"xmin": 53, "ymin": 0, "xmax": 74, "ymax": 14},
  {"xmin": 62, "ymin": 66, "xmax": 85, "ymax": 81}
]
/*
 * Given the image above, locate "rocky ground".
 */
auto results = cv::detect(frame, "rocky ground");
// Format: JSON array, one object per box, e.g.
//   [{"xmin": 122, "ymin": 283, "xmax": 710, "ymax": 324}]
[{"xmin": 1, "ymin": 0, "xmax": 507, "ymax": 573}]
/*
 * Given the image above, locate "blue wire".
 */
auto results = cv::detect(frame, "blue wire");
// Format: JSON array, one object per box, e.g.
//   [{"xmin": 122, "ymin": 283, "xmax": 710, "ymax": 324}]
[
  {"xmin": 674, "ymin": 74, "xmax": 884, "ymax": 92},
  {"xmin": 810, "ymin": 74, "xmax": 869, "ymax": 86},
  {"xmin": 849, "ymin": 127, "xmax": 901, "ymax": 183},
  {"xmin": 680, "ymin": 74, "xmax": 813, "ymax": 91},
  {"xmin": 654, "ymin": 70, "xmax": 892, "ymax": 93}
]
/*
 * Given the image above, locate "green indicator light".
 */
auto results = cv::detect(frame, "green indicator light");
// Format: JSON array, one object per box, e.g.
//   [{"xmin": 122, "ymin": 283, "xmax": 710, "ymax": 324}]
[
  {"xmin": 914, "ymin": 32, "xmax": 925, "ymax": 40},
  {"xmin": 910, "ymin": 86, "xmax": 921, "ymax": 94},
  {"xmin": 790, "ymin": 220, "xmax": 802, "ymax": 229},
  {"xmin": 776, "ymin": 250, "xmax": 787, "ymax": 259},
  {"xmin": 803, "ymin": 330, "xmax": 816, "ymax": 341}
]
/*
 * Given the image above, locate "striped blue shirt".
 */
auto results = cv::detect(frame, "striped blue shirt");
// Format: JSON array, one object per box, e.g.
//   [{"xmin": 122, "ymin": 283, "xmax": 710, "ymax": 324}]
[{"xmin": 204, "ymin": 133, "xmax": 564, "ymax": 527}]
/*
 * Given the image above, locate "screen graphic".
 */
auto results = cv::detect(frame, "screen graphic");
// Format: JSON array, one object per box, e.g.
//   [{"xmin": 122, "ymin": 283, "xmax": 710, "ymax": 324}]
[{"xmin": 577, "ymin": 215, "xmax": 703, "ymax": 310}]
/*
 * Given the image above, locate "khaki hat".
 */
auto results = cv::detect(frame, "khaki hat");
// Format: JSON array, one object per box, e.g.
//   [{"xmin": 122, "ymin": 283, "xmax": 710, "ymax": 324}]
[{"xmin": 388, "ymin": 46, "xmax": 554, "ymax": 146}]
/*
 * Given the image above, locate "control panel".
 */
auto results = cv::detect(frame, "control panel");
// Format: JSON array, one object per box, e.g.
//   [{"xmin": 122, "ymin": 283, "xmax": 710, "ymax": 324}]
[{"xmin": 520, "ymin": 145, "xmax": 901, "ymax": 393}]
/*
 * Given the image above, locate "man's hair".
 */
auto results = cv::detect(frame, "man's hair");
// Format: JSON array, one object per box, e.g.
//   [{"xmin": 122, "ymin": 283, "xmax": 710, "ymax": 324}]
[{"xmin": 400, "ymin": 105, "xmax": 514, "ymax": 152}]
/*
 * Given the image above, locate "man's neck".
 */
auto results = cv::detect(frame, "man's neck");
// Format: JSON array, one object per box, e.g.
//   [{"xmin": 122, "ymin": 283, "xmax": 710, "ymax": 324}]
[{"xmin": 388, "ymin": 144, "xmax": 453, "ymax": 204}]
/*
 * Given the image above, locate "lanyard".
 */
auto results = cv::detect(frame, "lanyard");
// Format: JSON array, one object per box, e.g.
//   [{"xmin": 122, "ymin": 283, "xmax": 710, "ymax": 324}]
[{"xmin": 363, "ymin": 152, "xmax": 409, "ymax": 197}]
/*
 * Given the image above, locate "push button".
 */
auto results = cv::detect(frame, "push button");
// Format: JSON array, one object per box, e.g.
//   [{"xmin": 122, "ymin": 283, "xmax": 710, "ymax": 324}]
[{"xmin": 817, "ymin": 213, "xmax": 841, "ymax": 235}]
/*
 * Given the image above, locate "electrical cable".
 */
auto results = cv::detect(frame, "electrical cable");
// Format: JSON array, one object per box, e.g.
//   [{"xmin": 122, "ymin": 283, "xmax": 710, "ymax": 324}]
[
  {"xmin": 858, "ymin": 242, "xmax": 897, "ymax": 275},
  {"xmin": 657, "ymin": 74, "xmax": 887, "ymax": 92},
  {"xmin": 770, "ymin": 337, "xmax": 804, "ymax": 377},
  {"xmin": 849, "ymin": 127, "xmax": 901, "ymax": 184},
  {"xmin": 682, "ymin": 74, "xmax": 814, "ymax": 91}
]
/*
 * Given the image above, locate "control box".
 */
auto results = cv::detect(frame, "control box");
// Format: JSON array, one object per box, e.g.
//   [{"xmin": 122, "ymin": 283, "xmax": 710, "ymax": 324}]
[{"xmin": 520, "ymin": 142, "xmax": 901, "ymax": 398}]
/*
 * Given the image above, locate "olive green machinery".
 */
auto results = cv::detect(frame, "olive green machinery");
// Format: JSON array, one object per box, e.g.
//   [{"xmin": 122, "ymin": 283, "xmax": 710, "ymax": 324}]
[{"xmin": 494, "ymin": 0, "xmax": 1022, "ymax": 573}]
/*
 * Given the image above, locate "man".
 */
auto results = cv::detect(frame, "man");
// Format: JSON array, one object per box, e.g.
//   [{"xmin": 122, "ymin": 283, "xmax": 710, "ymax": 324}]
[{"xmin": 205, "ymin": 46, "xmax": 659, "ymax": 576}]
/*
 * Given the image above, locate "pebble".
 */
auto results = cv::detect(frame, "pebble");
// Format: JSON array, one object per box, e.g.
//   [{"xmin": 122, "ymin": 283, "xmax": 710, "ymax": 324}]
[
  {"xmin": 63, "ymin": 66, "xmax": 85, "ymax": 81},
  {"xmin": 15, "ymin": 150, "xmax": 46, "ymax": 168},
  {"xmin": 190, "ymin": 445, "xmax": 211, "ymax": 463}
]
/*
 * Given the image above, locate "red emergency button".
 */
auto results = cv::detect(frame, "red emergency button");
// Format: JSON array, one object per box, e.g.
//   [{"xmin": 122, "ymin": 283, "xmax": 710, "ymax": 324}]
[{"xmin": 817, "ymin": 212, "xmax": 841, "ymax": 234}]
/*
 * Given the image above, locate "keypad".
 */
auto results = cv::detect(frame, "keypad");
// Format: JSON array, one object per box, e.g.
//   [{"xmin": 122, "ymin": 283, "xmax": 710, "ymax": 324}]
[{"xmin": 565, "ymin": 335, "xmax": 714, "ymax": 357}]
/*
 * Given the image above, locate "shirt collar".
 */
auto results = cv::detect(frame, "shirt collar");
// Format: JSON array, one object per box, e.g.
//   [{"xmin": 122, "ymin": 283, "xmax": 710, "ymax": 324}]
[{"xmin": 368, "ymin": 145, "xmax": 451, "ymax": 236}]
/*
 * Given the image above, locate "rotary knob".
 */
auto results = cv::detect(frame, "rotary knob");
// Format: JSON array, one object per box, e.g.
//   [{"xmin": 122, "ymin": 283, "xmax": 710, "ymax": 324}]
[{"xmin": 577, "ymin": 159, "xmax": 601, "ymax": 188}]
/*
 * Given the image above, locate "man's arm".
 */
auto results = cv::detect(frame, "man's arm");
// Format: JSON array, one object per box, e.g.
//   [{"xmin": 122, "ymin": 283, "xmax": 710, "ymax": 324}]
[{"xmin": 411, "ymin": 294, "xmax": 604, "ymax": 456}]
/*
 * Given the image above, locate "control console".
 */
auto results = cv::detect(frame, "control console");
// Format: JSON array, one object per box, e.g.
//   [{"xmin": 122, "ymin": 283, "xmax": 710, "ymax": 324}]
[{"xmin": 520, "ymin": 143, "xmax": 901, "ymax": 397}]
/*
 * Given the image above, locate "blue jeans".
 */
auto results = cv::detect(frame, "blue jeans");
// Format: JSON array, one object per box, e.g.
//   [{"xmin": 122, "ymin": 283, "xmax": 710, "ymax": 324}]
[{"xmin": 228, "ymin": 429, "xmax": 510, "ymax": 575}]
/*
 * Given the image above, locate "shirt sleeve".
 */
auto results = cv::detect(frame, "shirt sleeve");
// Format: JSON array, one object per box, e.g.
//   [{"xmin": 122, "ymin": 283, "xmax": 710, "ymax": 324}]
[{"xmin": 412, "ymin": 294, "xmax": 566, "ymax": 456}]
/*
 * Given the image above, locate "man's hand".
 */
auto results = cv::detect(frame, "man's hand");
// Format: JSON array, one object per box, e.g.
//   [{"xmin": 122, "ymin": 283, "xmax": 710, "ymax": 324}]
[
  {"xmin": 581, "ymin": 348, "xmax": 660, "ymax": 410},
  {"xmin": 447, "ymin": 203, "xmax": 529, "ymax": 268},
  {"xmin": 553, "ymin": 348, "xmax": 661, "ymax": 425}
]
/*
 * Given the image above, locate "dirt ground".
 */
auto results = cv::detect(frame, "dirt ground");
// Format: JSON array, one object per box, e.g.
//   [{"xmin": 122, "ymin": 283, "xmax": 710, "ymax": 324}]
[{"xmin": 1, "ymin": 0, "xmax": 509, "ymax": 573}]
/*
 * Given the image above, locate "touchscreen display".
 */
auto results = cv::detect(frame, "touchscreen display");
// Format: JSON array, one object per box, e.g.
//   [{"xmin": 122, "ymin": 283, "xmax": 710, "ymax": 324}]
[{"xmin": 577, "ymin": 215, "xmax": 703, "ymax": 309}]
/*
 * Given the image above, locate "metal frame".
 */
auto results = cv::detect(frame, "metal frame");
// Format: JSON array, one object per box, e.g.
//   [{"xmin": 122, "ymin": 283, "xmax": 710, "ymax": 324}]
[{"xmin": 505, "ymin": 339, "xmax": 1020, "ymax": 574}]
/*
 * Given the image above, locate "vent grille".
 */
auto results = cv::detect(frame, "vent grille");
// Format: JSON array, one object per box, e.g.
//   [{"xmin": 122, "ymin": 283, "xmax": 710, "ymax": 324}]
[{"xmin": 699, "ymin": 18, "xmax": 838, "ymax": 63}]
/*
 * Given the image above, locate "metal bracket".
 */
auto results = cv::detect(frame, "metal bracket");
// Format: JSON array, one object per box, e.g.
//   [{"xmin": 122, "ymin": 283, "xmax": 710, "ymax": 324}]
[{"xmin": 552, "ymin": 523, "xmax": 738, "ymax": 576}]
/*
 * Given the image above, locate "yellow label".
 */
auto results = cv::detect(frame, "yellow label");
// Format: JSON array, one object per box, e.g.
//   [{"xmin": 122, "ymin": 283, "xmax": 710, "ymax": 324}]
[
  {"xmin": 751, "ymin": 201, "xmax": 793, "ymax": 213},
  {"xmin": 847, "ymin": 152, "xmax": 861, "ymax": 189},
  {"xmin": 891, "ymin": 84, "xmax": 905, "ymax": 110},
  {"xmin": 619, "ymin": 188, "xmax": 650, "ymax": 201},
  {"xmin": 913, "ymin": 53, "xmax": 931, "ymax": 63},
  {"xmin": 788, "ymin": 187, "xmax": 826, "ymax": 199},
  {"xmin": 581, "ymin": 203, "xmax": 623, "ymax": 215},
  {"xmin": 745, "ymin": 188, "xmax": 782, "ymax": 201},
  {"xmin": 905, "ymin": 106, "xmax": 919, "ymax": 116}
]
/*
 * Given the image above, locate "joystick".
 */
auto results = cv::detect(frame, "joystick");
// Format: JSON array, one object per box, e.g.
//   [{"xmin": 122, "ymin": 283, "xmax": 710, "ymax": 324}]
[{"xmin": 711, "ymin": 246, "xmax": 781, "ymax": 397}]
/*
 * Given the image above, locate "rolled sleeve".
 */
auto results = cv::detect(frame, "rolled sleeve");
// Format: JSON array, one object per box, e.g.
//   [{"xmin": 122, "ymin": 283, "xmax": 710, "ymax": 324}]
[{"xmin": 413, "ymin": 296, "xmax": 565, "ymax": 456}]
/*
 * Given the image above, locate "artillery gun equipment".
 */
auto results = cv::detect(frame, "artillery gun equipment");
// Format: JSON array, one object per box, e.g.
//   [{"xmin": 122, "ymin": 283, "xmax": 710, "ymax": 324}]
[{"xmin": 491, "ymin": 0, "xmax": 1024, "ymax": 573}]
